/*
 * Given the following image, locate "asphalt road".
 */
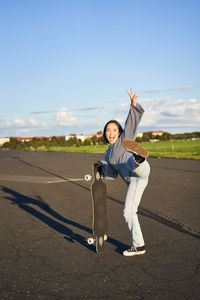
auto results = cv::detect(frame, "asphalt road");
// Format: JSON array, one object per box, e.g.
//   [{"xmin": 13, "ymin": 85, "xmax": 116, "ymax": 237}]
[{"xmin": 0, "ymin": 150, "xmax": 199, "ymax": 300}]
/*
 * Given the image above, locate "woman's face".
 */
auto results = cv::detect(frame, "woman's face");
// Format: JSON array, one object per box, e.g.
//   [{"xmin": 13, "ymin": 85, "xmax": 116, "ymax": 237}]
[{"xmin": 105, "ymin": 122, "xmax": 120, "ymax": 144}]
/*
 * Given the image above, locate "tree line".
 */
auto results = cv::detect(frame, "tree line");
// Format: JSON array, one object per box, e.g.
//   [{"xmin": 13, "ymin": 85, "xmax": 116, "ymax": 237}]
[
  {"xmin": 0, "ymin": 135, "xmax": 105, "ymax": 150},
  {"xmin": 136, "ymin": 131, "xmax": 200, "ymax": 142},
  {"xmin": 1, "ymin": 131, "xmax": 200, "ymax": 150}
]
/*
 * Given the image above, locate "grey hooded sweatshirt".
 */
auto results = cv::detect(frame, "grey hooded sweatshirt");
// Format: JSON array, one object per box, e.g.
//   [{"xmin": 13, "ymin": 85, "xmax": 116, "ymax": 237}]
[{"xmin": 101, "ymin": 103, "xmax": 144, "ymax": 183}]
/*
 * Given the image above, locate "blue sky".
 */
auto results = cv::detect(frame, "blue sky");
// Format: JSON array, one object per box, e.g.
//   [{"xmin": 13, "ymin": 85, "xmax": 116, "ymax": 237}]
[{"xmin": 0, "ymin": 0, "xmax": 199, "ymax": 137}]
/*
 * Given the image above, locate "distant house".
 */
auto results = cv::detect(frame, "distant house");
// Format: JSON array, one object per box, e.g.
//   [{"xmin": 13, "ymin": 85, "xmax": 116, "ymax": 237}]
[
  {"xmin": 15, "ymin": 137, "xmax": 34, "ymax": 142},
  {"xmin": 14, "ymin": 136, "xmax": 63, "ymax": 142},
  {"xmin": 137, "ymin": 132, "xmax": 143, "ymax": 138},
  {"xmin": 0, "ymin": 137, "xmax": 10, "ymax": 146},
  {"xmin": 147, "ymin": 131, "xmax": 164, "ymax": 137},
  {"xmin": 82, "ymin": 133, "xmax": 103, "ymax": 140},
  {"xmin": 63, "ymin": 134, "xmax": 84, "ymax": 142},
  {"xmin": 63, "ymin": 133, "xmax": 103, "ymax": 142}
]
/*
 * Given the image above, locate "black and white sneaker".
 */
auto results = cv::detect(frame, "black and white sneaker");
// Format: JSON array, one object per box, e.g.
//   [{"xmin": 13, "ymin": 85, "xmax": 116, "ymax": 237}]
[{"xmin": 123, "ymin": 245, "xmax": 146, "ymax": 257}]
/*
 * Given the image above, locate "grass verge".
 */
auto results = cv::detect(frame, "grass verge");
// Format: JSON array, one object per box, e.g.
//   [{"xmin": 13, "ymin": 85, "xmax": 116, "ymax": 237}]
[{"xmin": 32, "ymin": 140, "xmax": 200, "ymax": 160}]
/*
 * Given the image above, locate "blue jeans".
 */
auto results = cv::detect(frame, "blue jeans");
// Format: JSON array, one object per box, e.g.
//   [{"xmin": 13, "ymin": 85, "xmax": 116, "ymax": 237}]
[{"xmin": 123, "ymin": 157, "xmax": 150, "ymax": 247}]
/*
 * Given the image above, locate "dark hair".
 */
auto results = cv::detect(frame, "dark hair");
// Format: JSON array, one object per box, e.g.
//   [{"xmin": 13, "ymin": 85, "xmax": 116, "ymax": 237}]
[{"xmin": 103, "ymin": 120, "xmax": 123, "ymax": 143}]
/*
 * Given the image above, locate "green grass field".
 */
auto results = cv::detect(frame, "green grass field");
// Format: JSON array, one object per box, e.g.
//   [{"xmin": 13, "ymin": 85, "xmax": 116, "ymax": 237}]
[
  {"xmin": 33, "ymin": 140, "xmax": 200, "ymax": 160},
  {"xmin": 144, "ymin": 140, "xmax": 200, "ymax": 160}
]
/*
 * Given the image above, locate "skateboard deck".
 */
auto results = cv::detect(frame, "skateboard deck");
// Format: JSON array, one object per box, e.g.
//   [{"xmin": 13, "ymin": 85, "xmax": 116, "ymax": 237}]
[{"xmin": 87, "ymin": 165, "xmax": 108, "ymax": 254}]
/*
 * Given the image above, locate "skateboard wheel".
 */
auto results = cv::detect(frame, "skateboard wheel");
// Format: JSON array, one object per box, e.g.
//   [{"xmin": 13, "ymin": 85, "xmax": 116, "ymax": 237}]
[
  {"xmin": 87, "ymin": 237, "xmax": 95, "ymax": 245},
  {"xmin": 87, "ymin": 235, "xmax": 107, "ymax": 245},
  {"xmin": 96, "ymin": 172, "xmax": 101, "ymax": 180},
  {"xmin": 84, "ymin": 174, "xmax": 92, "ymax": 181},
  {"xmin": 99, "ymin": 236, "xmax": 104, "ymax": 247}
]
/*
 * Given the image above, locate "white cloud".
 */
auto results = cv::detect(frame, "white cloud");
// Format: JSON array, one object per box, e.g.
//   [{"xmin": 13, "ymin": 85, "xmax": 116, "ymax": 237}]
[
  {"xmin": 1, "ymin": 99, "xmax": 199, "ymax": 137},
  {"xmin": 137, "ymin": 86, "xmax": 198, "ymax": 93},
  {"xmin": 29, "ymin": 118, "xmax": 40, "ymax": 126},
  {"xmin": 113, "ymin": 97, "xmax": 200, "ymax": 131},
  {"xmin": 74, "ymin": 106, "xmax": 103, "ymax": 112},
  {"xmin": 140, "ymin": 97, "xmax": 200, "ymax": 129},
  {"xmin": 31, "ymin": 110, "xmax": 54, "ymax": 114},
  {"xmin": 115, "ymin": 102, "xmax": 129, "ymax": 113},
  {"xmin": 0, "ymin": 107, "xmax": 79, "ymax": 136},
  {"xmin": 55, "ymin": 107, "xmax": 79, "ymax": 127},
  {"xmin": 0, "ymin": 118, "xmax": 47, "ymax": 133},
  {"xmin": 116, "ymin": 118, "xmax": 124, "ymax": 124},
  {"xmin": 4, "ymin": 121, "xmax": 12, "ymax": 128},
  {"xmin": 13, "ymin": 118, "xmax": 26, "ymax": 127}
]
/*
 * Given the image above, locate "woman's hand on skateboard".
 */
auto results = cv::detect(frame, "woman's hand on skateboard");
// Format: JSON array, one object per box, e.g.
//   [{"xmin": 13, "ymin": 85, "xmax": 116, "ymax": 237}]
[
  {"xmin": 94, "ymin": 161, "xmax": 102, "ymax": 168},
  {"xmin": 94, "ymin": 161, "xmax": 103, "ymax": 174}
]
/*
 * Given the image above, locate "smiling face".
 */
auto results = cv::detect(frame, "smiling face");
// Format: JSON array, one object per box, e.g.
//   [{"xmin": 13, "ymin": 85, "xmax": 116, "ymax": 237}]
[{"xmin": 105, "ymin": 122, "xmax": 120, "ymax": 144}]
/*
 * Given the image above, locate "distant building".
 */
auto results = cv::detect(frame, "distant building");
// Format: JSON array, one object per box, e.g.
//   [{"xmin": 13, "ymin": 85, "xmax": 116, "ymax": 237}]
[
  {"xmin": 147, "ymin": 131, "xmax": 164, "ymax": 137},
  {"xmin": 15, "ymin": 137, "xmax": 35, "ymax": 142},
  {"xmin": 63, "ymin": 133, "xmax": 103, "ymax": 142},
  {"xmin": 14, "ymin": 136, "xmax": 64, "ymax": 142},
  {"xmin": 137, "ymin": 132, "xmax": 143, "ymax": 138},
  {"xmin": 4, "ymin": 131, "xmax": 163, "ymax": 145},
  {"xmin": 0, "ymin": 137, "xmax": 10, "ymax": 146}
]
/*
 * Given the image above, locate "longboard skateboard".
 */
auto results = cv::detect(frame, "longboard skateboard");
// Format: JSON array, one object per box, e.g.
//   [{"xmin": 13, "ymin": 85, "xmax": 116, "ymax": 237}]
[{"xmin": 87, "ymin": 165, "xmax": 108, "ymax": 254}]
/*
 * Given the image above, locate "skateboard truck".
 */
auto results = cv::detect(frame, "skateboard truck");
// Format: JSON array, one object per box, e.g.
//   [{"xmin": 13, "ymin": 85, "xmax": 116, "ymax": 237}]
[{"xmin": 87, "ymin": 234, "xmax": 108, "ymax": 245}]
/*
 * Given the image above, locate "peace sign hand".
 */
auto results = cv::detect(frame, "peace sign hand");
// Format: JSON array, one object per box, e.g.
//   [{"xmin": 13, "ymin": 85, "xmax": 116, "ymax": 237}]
[{"xmin": 126, "ymin": 88, "xmax": 137, "ymax": 106}]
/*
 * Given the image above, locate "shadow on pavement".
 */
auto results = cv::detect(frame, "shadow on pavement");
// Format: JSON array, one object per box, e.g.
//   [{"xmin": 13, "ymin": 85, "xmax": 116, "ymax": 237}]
[
  {"xmin": 1, "ymin": 186, "xmax": 129, "ymax": 254},
  {"xmin": 108, "ymin": 195, "xmax": 200, "ymax": 240},
  {"xmin": 7, "ymin": 157, "xmax": 200, "ymax": 242},
  {"xmin": 139, "ymin": 207, "xmax": 200, "ymax": 240}
]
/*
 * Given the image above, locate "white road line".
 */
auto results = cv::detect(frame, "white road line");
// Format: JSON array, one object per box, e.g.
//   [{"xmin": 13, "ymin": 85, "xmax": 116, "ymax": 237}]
[
  {"xmin": 46, "ymin": 179, "xmax": 66, "ymax": 183},
  {"xmin": 0, "ymin": 174, "xmax": 92, "ymax": 184},
  {"xmin": 0, "ymin": 175, "xmax": 66, "ymax": 184}
]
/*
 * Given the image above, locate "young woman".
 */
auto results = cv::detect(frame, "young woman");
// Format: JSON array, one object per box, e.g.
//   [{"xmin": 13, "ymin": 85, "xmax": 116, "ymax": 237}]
[{"xmin": 95, "ymin": 88, "xmax": 150, "ymax": 256}]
